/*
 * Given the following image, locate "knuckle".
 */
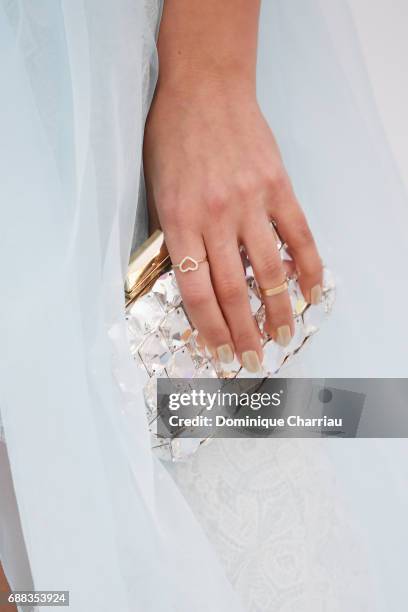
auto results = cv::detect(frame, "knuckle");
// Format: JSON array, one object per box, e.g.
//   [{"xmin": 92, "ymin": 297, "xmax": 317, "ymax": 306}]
[
  {"xmin": 261, "ymin": 256, "xmax": 283, "ymax": 280},
  {"xmin": 205, "ymin": 192, "xmax": 229, "ymax": 218},
  {"xmin": 265, "ymin": 165, "xmax": 289, "ymax": 194},
  {"xmin": 235, "ymin": 173, "xmax": 259, "ymax": 201},
  {"xmin": 182, "ymin": 284, "xmax": 211, "ymax": 310},
  {"xmin": 218, "ymin": 279, "xmax": 244, "ymax": 305}
]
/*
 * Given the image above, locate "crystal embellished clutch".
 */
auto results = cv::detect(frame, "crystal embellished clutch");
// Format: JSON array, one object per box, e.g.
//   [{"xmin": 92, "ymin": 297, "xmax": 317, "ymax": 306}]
[{"xmin": 125, "ymin": 230, "xmax": 335, "ymax": 461}]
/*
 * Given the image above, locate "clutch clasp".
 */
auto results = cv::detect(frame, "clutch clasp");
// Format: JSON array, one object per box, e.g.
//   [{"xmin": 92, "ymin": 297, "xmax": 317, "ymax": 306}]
[{"xmin": 125, "ymin": 230, "xmax": 170, "ymax": 305}]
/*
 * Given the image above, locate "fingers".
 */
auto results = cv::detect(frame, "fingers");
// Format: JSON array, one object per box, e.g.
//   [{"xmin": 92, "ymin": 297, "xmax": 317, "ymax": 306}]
[
  {"xmin": 269, "ymin": 181, "xmax": 323, "ymax": 305},
  {"xmin": 164, "ymin": 228, "xmax": 235, "ymax": 364},
  {"xmin": 205, "ymin": 233, "xmax": 263, "ymax": 373},
  {"xmin": 160, "ymin": 170, "xmax": 322, "ymax": 376},
  {"xmin": 243, "ymin": 216, "xmax": 294, "ymax": 346}
]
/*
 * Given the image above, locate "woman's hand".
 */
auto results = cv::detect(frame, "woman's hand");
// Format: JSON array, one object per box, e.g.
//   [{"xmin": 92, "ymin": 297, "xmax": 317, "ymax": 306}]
[
  {"xmin": 144, "ymin": 83, "xmax": 323, "ymax": 372},
  {"xmin": 143, "ymin": 0, "xmax": 322, "ymax": 372}
]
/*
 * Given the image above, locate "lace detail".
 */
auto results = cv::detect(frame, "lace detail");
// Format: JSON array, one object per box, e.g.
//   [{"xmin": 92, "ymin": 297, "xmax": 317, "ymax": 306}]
[{"xmin": 170, "ymin": 439, "xmax": 375, "ymax": 611}]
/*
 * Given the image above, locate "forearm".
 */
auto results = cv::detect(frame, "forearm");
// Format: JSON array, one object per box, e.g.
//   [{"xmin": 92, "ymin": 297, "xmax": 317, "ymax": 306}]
[{"xmin": 156, "ymin": 0, "xmax": 261, "ymax": 94}]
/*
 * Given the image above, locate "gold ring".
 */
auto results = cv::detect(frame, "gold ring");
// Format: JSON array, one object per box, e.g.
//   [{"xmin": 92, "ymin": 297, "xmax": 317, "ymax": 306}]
[
  {"xmin": 172, "ymin": 255, "xmax": 207, "ymax": 273},
  {"xmin": 260, "ymin": 280, "xmax": 288, "ymax": 297}
]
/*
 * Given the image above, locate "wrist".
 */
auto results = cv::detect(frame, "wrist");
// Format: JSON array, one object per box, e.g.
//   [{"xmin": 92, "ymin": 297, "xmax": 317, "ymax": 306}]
[
  {"xmin": 155, "ymin": 0, "xmax": 260, "ymax": 112},
  {"xmin": 155, "ymin": 68, "xmax": 257, "ymax": 105}
]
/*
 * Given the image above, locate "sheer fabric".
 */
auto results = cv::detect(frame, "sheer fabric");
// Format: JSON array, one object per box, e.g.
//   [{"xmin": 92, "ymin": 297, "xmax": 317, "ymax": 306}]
[{"xmin": 0, "ymin": 2, "xmax": 244, "ymax": 611}]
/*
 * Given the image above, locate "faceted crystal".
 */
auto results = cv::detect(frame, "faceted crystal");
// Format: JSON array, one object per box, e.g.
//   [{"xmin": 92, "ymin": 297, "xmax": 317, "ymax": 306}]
[
  {"xmin": 303, "ymin": 303, "xmax": 327, "ymax": 335},
  {"xmin": 152, "ymin": 439, "xmax": 173, "ymax": 462},
  {"xmin": 196, "ymin": 361, "xmax": 218, "ymax": 378},
  {"xmin": 166, "ymin": 378, "xmax": 194, "ymax": 396},
  {"xmin": 214, "ymin": 353, "xmax": 242, "ymax": 379},
  {"xmin": 143, "ymin": 376, "xmax": 158, "ymax": 422},
  {"xmin": 322, "ymin": 267, "xmax": 336, "ymax": 292},
  {"xmin": 286, "ymin": 315, "xmax": 307, "ymax": 353},
  {"xmin": 125, "ymin": 314, "xmax": 145, "ymax": 356},
  {"xmin": 268, "ymin": 221, "xmax": 282, "ymax": 250},
  {"xmin": 139, "ymin": 331, "xmax": 171, "ymax": 375},
  {"xmin": 322, "ymin": 268, "xmax": 336, "ymax": 314},
  {"xmin": 170, "ymin": 438, "xmax": 203, "ymax": 462},
  {"xmin": 143, "ymin": 368, "xmax": 167, "ymax": 421},
  {"xmin": 186, "ymin": 332, "xmax": 208, "ymax": 369},
  {"xmin": 294, "ymin": 314, "xmax": 308, "ymax": 344},
  {"xmin": 280, "ymin": 247, "xmax": 293, "ymax": 261},
  {"xmin": 247, "ymin": 279, "xmax": 262, "ymax": 314},
  {"xmin": 322, "ymin": 287, "xmax": 336, "ymax": 314},
  {"xmin": 287, "ymin": 278, "xmax": 306, "ymax": 316},
  {"xmin": 262, "ymin": 339, "xmax": 287, "ymax": 376},
  {"xmin": 166, "ymin": 347, "xmax": 196, "ymax": 378},
  {"xmin": 133, "ymin": 350, "xmax": 150, "ymax": 384},
  {"xmin": 255, "ymin": 305, "xmax": 269, "ymax": 341},
  {"xmin": 127, "ymin": 293, "xmax": 164, "ymax": 335},
  {"xmin": 152, "ymin": 270, "xmax": 182, "ymax": 311},
  {"xmin": 245, "ymin": 264, "xmax": 256, "ymax": 280},
  {"xmin": 160, "ymin": 307, "xmax": 192, "ymax": 351},
  {"xmin": 240, "ymin": 246, "xmax": 251, "ymax": 272}
]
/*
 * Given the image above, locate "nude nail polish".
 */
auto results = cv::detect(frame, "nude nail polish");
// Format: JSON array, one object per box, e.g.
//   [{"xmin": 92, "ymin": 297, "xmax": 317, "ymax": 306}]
[
  {"xmin": 276, "ymin": 325, "xmax": 292, "ymax": 347},
  {"xmin": 216, "ymin": 344, "xmax": 234, "ymax": 364},
  {"xmin": 310, "ymin": 284, "xmax": 322, "ymax": 305},
  {"xmin": 242, "ymin": 351, "xmax": 261, "ymax": 373}
]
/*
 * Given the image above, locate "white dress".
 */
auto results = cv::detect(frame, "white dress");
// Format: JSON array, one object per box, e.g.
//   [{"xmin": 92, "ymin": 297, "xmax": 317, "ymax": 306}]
[{"xmin": 1, "ymin": 1, "xmax": 407, "ymax": 611}]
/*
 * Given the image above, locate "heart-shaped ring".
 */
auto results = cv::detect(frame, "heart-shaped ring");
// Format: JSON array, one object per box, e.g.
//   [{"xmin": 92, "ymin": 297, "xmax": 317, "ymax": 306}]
[{"xmin": 173, "ymin": 255, "xmax": 207, "ymax": 273}]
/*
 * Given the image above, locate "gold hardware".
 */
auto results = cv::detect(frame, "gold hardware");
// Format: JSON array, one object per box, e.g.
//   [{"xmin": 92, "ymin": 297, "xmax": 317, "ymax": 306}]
[{"xmin": 125, "ymin": 230, "xmax": 170, "ymax": 305}]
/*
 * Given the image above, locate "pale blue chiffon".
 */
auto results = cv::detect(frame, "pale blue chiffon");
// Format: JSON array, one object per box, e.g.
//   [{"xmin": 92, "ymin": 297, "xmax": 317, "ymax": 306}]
[
  {"xmin": 259, "ymin": 0, "xmax": 408, "ymax": 377},
  {"xmin": 0, "ymin": 2, "xmax": 244, "ymax": 611},
  {"xmin": 1, "ymin": 1, "xmax": 408, "ymax": 611},
  {"xmin": 258, "ymin": 8, "xmax": 408, "ymax": 604}
]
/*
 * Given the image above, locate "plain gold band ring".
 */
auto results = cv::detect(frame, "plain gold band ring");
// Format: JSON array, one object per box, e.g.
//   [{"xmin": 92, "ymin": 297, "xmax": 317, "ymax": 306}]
[
  {"xmin": 260, "ymin": 280, "xmax": 288, "ymax": 297},
  {"xmin": 172, "ymin": 255, "xmax": 207, "ymax": 273}
]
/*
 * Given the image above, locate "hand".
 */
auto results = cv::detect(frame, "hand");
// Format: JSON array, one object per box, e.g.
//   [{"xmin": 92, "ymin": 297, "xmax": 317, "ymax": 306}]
[{"xmin": 143, "ymin": 83, "xmax": 322, "ymax": 372}]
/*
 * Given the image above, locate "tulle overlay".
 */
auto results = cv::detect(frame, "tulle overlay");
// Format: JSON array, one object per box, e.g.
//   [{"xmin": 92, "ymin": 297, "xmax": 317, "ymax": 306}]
[
  {"xmin": 0, "ymin": 2, "xmax": 244, "ymax": 611},
  {"xmin": 1, "ymin": 1, "xmax": 408, "ymax": 611}
]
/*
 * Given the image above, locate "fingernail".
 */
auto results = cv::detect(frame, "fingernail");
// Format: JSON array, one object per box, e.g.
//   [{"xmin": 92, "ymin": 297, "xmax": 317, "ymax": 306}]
[
  {"xmin": 276, "ymin": 325, "xmax": 292, "ymax": 347},
  {"xmin": 310, "ymin": 284, "xmax": 322, "ymax": 305},
  {"xmin": 216, "ymin": 344, "xmax": 234, "ymax": 364},
  {"xmin": 242, "ymin": 351, "xmax": 262, "ymax": 373}
]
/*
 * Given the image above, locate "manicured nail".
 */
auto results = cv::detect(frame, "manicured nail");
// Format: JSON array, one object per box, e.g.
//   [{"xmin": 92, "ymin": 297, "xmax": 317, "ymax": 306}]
[
  {"xmin": 276, "ymin": 325, "xmax": 292, "ymax": 347},
  {"xmin": 242, "ymin": 351, "xmax": 262, "ymax": 373},
  {"xmin": 310, "ymin": 284, "xmax": 322, "ymax": 305},
  {"xmin": 216, "ymin": 344, "xmax": 234, "ymax": 364}
]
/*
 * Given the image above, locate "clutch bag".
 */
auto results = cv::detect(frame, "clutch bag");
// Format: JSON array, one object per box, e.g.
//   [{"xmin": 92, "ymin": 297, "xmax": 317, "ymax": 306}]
[{"xmin": 124, "ymin": 230, "xmax": 335, "ymax": 461}]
